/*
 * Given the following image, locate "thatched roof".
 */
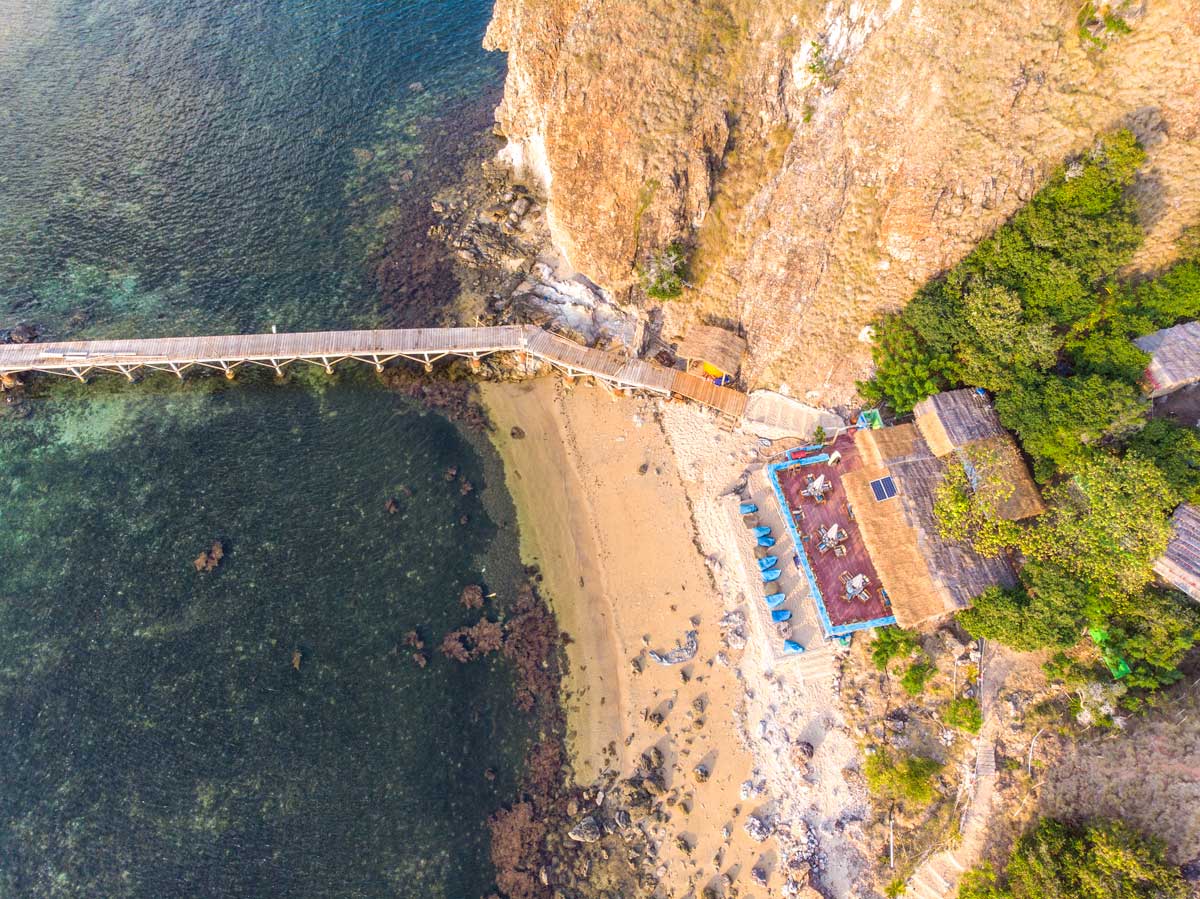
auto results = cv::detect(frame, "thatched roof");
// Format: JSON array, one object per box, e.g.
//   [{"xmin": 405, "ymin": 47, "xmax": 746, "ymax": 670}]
[
  {"xmin": 849, "ymin": 428, "xmax": 1018, "ymax": 628},
  {"xmin": 1153, "ymin": 504, "xmax": 1200, "ymax": 602},
  {"xmin": 856, "ymin": 423, "xmax": 925, "ymax": 469},
  {"xmin": 967, "ymin": 436, "xmax": 1045, "ymax": 521},
  {"xmin": 913, "ymin": 388, "xmax": 1006, "ymax": 456},
  {"xmin": 1133, "ymin": 321, "xmax": 1200, "ymax": 398},
  {"xmin": 674, "ymin": 325, "xmax": 747, "ymax": 376}
]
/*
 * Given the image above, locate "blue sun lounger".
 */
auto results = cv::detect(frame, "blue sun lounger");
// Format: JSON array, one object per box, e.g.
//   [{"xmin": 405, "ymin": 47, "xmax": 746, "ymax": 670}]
[
  {"xmin": 739, "ymin": 503, "xmax": 758, "ymax": 514},
  {"xmin": 756, "ymin": 555, "xmax": 778, "ymax": 571},
  {"xmin": 783, "ymin": 640, "xmax": 806, "ymax": 654},
  {"xmin": 770, "ymin": 609, "xmax": 792, "ymax": 622},
  {"xmin": 752, "ymin": 525, "xmax": 772, "ymax": 537},
  {"xmin": 761, "ymin": 568, "xmax": 782, "ymax": 582},
  {"xmin": 764, "ymin": 592, "xmax": 786, "ymax": 609},
  {"xmin": 757, "ymin": 536, "xmax": 776, "ymax": 548}
]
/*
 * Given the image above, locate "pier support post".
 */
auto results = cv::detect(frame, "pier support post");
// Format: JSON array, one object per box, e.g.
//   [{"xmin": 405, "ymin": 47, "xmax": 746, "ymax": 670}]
[
  {"xmin": 169, "ymin": 363, "xmax": 185, "ymax": 380},
  {"xmin": 271, "ymin": 358, "xmax": 284, "ymax": 377},
  {"xmin": 220, "ymin": 361, "xmax": 235, "ymax": 380},
  {"xmin": 372, "ymin": 355, "xmax": 384, "ymax": 373}
]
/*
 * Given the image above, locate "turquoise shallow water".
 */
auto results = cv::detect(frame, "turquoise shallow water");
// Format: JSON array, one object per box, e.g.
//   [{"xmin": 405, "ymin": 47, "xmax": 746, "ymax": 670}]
[{"xmin": 0, "ymin": 2, "xmax": 529, "ymax": 897}]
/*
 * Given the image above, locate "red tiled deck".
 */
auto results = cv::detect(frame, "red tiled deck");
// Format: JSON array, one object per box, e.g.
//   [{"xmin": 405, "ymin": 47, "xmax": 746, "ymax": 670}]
[{"xmin": 776, "ymin": 435, "xmax": 890, "ymax": 627}]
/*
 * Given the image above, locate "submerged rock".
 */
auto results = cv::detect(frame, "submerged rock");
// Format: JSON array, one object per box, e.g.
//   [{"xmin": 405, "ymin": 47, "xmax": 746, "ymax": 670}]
[{"xmin": 192, "ymin": 540, "xmax": 224, "ymax": 572}]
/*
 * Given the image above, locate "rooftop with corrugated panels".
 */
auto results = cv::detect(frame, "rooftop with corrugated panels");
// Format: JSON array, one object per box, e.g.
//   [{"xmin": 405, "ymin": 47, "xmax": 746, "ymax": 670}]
[
  {"xmin": 1154, "ymin": 503, "xmax": 1200, "ymax": 602},
  {"xmin": 770, "ymin": 433, "xmax": 895, "ymax": 633}
]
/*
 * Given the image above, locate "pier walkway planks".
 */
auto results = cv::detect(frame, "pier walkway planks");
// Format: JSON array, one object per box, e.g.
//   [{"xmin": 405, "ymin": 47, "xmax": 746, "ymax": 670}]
[{"xmin": 0, "ymin": 324, "xmax": 748, "ymax": 418}]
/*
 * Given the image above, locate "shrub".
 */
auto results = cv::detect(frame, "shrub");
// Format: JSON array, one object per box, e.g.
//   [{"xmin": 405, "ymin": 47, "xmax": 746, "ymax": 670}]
[
  {"xmin": 638, "ymin": 241, "xmax": 688, "ymax": 300},
  {"xmin": 900, "ymin": 660, "xmax": 935, "ymax": 696},
  {"xmin": 863, "ymin": 751, "xmax": 941, "ymax": 807},
  {"xmin": 871, "ymin": 626, "xmax": 918, "ymax": 671},
  {"xmin": 943, "ymin": 697, "xmax": 982, "ymax": 734}
]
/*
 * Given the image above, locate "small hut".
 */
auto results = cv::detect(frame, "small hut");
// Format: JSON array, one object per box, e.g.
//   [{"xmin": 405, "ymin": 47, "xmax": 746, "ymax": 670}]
[
  {"xmin": 1133, "ymin": 321, "xmax": 1200, "ymax": 398},
  {"xmin": 675, "ymin": 325, "xmax": 747, "ymax": 384},
  {"xmin": 913, "ymin": 389, "xmax": 1005, "ymax": 455},
  {"xmin": 1153, "ymin": 504, "xmax": 1200, "ymax": 602}
]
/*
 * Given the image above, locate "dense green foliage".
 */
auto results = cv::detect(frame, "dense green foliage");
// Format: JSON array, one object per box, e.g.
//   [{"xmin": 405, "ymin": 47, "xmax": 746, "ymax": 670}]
[
  {"xmin": 862, "ymin": 130, "xmax": 1200, "ymax": 694},
  {"xmin": 958, "ymin": 818, "xmax": 1189, "ymax": 899},
  {"xmin": 871, "ymin": 626, "xmax": 919, "ymax": 671},
  {"xmin": 1126, "ymin": 419, "xmax": 1200, "ymax": 503},
  {"xmin": 943, "ymin": 697, "xmax": 982, "ymax": 734},
  {"xmin": 863, "ymin": 751, "xmax": 942, "ymax": 808}
]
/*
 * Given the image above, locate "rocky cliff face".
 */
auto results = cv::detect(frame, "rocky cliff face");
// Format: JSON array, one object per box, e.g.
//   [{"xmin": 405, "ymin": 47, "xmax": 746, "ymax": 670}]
[{"xmin": 484, "ymin": 0, "xmax": 1200, "ymax": 405}]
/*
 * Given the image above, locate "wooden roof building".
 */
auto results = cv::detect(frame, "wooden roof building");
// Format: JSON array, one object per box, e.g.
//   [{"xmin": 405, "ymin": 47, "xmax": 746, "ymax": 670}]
[
  {"xmin": 845, "ymin": 424, "xmax": 1018, "ymax": 628},
  {"xmin": 1133, "ymin": 320, "xmax": 1200, "ymax": 398},
  {"xmin": 675, "ymin": 325, "xmax": 747, "ymax": 379},
  {"xmin": 913, "ymin": 388, "xmax": 1043, "ymax": 520},
  {"xmin": 1153, "ymin": 504, "xmax": 1200, "ymax": 602}
]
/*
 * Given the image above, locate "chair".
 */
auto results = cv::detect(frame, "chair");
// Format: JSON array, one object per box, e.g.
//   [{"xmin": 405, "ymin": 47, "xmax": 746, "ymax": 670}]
[
  {"xmin": 834, "ymin": 545, "xmax": 847, "ymax": 558},
  {"xmin": 818, "ymin": 542, "xmax": 831, "ymax": 554},
  {"xmin": 839, "ymin": 571, "xmax": 852, "ymax": 585}
]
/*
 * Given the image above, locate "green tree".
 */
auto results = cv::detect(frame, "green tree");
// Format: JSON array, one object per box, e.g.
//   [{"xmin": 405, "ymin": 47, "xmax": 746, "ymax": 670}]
[
  {"xmin": 1019, "ymin": 454, "xmax": 1176, "ymax": 602},
  {"xmin": 955, "ymin": 282, "xmax": 1059, "ymax": 393},
  {"xmin": 958, "ymin": 580, "xmax": 1081, "ymax": 651},
  {"xmin": 933, "ymin": 447, "xmax": 1022, "ymax": 557},
  {"xmin": 1107, "ymin": 588, "xmax": 1200, "ymax": 690},
  {"xmin": 1126, "ymin": 420, "xmax": 1200, "ymax": 503},
  {"xmin": 963, "ymin": 818, "xmax": 1190, "ymax": 899},
  {"xmin": 994, "ymin": 375, "xmax": 1146, "ymax": 477},
  {"xmin": 639, "ymin": 242, "xmax": 688, "ymax": 299}
]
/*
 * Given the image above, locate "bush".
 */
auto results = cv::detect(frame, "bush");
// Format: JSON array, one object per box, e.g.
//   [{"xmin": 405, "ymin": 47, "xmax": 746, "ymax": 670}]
[
  {"xmin": 639, "ymin": 242, "xmax": 688, "ymax": 300},
  {"xmin": 961, "ymin": 818, "xmax": 1189, "ymax": 899},
  {"xmin": 871, "ymin": 626, "xmax": 919, "ymax": 671},
  {"xmin": 943, "ymin": 697, "xmax": 982, "ymax": 733},
  {"xmin": 863, "ymin": 750, "xmax": 941, "ymax": 807},
  {"xmin": 900, "ymin": 660, "xmax": 935, "ymax": 696}
]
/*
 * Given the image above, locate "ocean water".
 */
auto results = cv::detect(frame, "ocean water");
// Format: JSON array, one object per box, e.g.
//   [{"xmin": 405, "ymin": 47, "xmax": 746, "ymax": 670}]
[{"xmin": 0, "ymin": 2, "xmax": 530, "ymax": 897}]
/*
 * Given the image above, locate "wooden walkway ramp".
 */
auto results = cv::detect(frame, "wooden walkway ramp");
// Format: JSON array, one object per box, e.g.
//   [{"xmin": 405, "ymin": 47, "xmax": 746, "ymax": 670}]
[{"xmin": 0, "ymin": 324, "xmax": 747, "ymax": 418}]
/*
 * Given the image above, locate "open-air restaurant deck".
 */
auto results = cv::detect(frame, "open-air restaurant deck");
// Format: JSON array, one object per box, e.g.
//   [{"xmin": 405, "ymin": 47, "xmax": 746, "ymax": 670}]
[{"xmin": 746, "ymin": 432, "xmax": 897, "ymax": 643}]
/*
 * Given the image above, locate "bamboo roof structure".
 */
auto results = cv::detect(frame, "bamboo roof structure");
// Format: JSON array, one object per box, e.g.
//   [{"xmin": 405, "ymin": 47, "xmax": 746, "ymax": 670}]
[
  {"xmin": 674, "ymin": 325, "xmax": 747, "ymax": 376},
  {"xmin": 848, "ymin": 426, "xmax": 1018, "ymax": 628},
  {"xmin": 1133, "ymin": 321, "xmax": 1200, "ymax": 398},
  {"xmin": 1153, "ymin": 503, "xmax": 1200, "ymax": 602}
]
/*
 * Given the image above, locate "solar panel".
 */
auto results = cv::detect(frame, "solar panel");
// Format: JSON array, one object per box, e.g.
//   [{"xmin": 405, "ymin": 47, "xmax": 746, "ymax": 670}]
[{"xmin": 870, "ymin": 476, "xmax": 897, "ymax": 501}]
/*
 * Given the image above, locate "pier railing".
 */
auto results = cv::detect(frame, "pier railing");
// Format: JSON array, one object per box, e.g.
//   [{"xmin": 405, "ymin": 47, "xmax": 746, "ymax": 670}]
[{"xmin": 0, "ymin": 324, "xmax": 748, "ymax": 418}]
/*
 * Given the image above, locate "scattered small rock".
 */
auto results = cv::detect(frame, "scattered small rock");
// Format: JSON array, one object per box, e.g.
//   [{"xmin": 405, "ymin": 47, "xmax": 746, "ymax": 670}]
[{"xmin": 510, "ymin": 425, "xmax": 526, "ymax": 439}]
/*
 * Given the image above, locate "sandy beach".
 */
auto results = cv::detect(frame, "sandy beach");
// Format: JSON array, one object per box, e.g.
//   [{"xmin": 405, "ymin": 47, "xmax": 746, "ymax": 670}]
[{"xmin": 482, "ymin": 377, "xmax": 873, "ymax": 898}]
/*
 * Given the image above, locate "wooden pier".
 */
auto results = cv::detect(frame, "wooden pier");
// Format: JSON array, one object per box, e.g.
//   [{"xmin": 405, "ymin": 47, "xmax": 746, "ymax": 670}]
[{"xmin": 0, "ymin": 324, "xmax": 748, "ymax": 418}]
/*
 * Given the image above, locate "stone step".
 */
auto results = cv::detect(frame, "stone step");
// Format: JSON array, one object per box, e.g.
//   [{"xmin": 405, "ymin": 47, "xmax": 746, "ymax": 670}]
[
  {"xmin": 907, "ymin": 870, "xmax": 948, "ymax": 899},
  {"xmin": 942, "ymin": 852, "xmax": 966, "ymax": 873},
  {"xmin": 975, "ymin": 743, "xmax": 996, "ymax": 777}
]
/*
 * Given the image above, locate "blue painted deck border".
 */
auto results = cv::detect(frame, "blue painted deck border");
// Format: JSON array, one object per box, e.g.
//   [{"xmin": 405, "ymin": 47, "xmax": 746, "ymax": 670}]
[{"xmin": 767, "ymin": 451, "xmax": 897, "ymax": 638}]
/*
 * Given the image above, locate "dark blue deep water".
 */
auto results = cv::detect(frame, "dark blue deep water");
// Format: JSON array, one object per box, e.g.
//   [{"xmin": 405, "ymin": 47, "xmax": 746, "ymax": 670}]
[{"xmin": 0, "ymin": 3, "xmax": 528, "ymax": 897}]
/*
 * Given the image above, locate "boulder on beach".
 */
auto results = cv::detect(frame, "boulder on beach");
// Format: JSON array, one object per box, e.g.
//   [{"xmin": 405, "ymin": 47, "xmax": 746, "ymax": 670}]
[
  {"xmin": 567, "ymin": 816, "xmax": 602, "ymax": 843},
  {"xmin": 459, "ymin": 584, "xmax": 485, "ymax": 609}
]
